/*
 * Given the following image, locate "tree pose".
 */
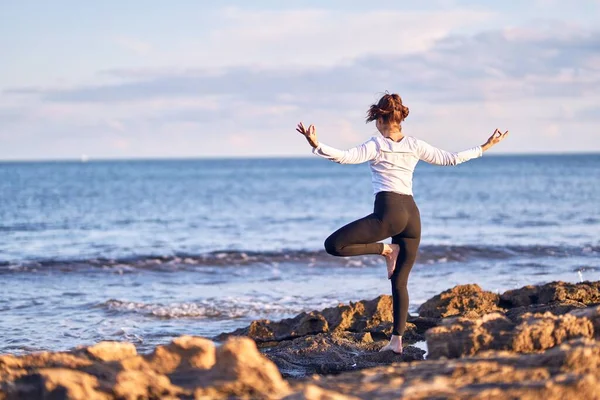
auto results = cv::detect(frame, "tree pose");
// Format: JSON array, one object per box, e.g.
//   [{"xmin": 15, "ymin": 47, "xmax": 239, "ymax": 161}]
[{"xmin": 296, "ymin": 93, "xmax": 508, "ymax": 353}]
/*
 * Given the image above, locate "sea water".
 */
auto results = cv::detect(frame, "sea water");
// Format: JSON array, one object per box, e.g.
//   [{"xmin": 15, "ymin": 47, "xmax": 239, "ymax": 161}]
[{"xmin": 1, "ymin": 155, "xmax": 598, "ymax": 354}]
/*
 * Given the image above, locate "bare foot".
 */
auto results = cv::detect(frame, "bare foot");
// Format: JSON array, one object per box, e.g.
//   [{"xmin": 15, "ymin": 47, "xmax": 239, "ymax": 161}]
[
  {"xmin": 382, "ymin": 244, "xmax": 400, "ymax": 279},
  {"xmin": 379, "ymin": 335, "xmax": 403, "ymax": 354}
]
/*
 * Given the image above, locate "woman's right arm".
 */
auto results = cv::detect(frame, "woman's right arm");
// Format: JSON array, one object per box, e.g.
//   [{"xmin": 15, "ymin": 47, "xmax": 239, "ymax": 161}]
[
  {"xmin": 296, "ymin": 122, "xmax": 378, "ymax": 164},
  {"xmin": 312, "ymin": 140, "xmax": 378, "ymax": 164}
]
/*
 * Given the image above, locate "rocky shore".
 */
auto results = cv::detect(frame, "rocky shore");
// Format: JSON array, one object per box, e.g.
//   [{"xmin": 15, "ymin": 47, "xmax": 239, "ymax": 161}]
[{"xmin": 1, "ymin": 280, "xmax": 599, "ymax": 399}]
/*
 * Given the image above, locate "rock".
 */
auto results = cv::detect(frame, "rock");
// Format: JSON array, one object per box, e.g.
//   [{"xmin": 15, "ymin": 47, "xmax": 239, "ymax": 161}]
[
  {"xmin": 0, "ymin": 336, "xmax": 290, "ymax": 400},
  {"xmin": 406, "ymin": 315, "xmax": 439, "ymax": 334},
  {"xmin": 0, "ymin": 351, "xmax": 92, "ymax": 371},
  {"xmin": 112, "ymin": 369, "xmax": 179, "ymax": 400},
  {"xmin": 209, "ymin": 337, "xmax": 290, "ymax": 398},
  {"xmin": 216, "ymin": 295, "xmax": 425, "ymax": 377},
  {"xmin": 7, "ymin": 368, "xmax": 108, "ymax": 400},
  {"xmin": 504, "ymin": 299, "xmax": 588, "ymax": 321},
  {"xmin": 146, "ymin": 335, "xmax": 216, "ymax": 374},
  {"xmin": 570, "ymin": 305, "xmax": 600, "ymax": 338},
  {"xmin": 284, "ymin": 384, "xmax": 360, "ymax": 400},
  {"xmin": 417, "ymin": 284, "xmax": 503, "ymax": 319},
  {"xmin": 302, "ymin": 338, "xmax": 600, "ymax": 399},
  {"xmin": 83, "ymin": 341, "xmax": 137, "ymax": 362},
  {"xmin": 217, "ymin": 295, "xmax": 400, "ymax": 343},
  {"xmin": 262, "ymin": 332, "xmax": 425, "ymax": 377},
  {"xmin": 426, "ymin": 307, "xmax": 595, "ymax": 359},
  {"xmin": 3, "ymin": 280, "xmax": 600, "ymax": 400},
  {"xmin": 221, "ymin": 312, "xmax": 329, "ymax": 343},
  {"xmin": 511, "ymin": 312, "xmax": 594, "ymax": 353},
  {"xmin": 500, "ymin": 281, "xmax": 600, "ymax": 308}
]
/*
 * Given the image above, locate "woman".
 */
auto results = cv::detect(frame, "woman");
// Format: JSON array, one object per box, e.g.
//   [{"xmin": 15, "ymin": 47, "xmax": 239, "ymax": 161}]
[{"xmin": 296, "ymin": 93, "xmax": 508, "ymax": 353}]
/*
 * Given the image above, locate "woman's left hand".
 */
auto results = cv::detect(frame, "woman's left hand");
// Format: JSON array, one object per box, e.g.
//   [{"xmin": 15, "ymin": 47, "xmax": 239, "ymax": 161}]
[
  {"xmin": 296, "ymin": 122, "xmax": 319, "ymax": 148},
  {"xmin": 482, "ymin": 129, "xmax": 509, "ymax": 151}
]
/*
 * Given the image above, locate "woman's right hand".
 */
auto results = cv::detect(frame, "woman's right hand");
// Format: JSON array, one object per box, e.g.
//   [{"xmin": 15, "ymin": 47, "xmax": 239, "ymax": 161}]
[
  {"xmin": 482, "ymin": 129, "xmax": 509, "ymax": 151},
  {"xmin": 296, "ymin": 122, "xmax": 319, "ymax": 148}
]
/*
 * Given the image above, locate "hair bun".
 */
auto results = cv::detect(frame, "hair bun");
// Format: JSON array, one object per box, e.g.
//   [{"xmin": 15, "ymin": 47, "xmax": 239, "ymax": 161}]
[
  {"xmin": 365, "ymin": 92, "xmax": 409, "ymax": 124},
  {"xmin": 401, "ymin": 105, "xmax": 409, "ymax": 119}
]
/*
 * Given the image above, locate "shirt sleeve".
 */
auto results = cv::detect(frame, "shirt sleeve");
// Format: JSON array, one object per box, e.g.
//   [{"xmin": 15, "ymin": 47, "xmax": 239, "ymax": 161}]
[
  {"xmin": 312, "ymin": 138, "xmax": 379, "ymax": 164},
  {"xmin": 415, "ymin": 139, "xmax": 483, "ymax": 166}
]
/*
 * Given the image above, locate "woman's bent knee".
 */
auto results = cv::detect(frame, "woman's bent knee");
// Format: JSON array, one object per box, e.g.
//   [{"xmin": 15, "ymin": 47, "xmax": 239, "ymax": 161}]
[{"xmin": 324, "ymin": 235, "xmax": 343, "ymax": 256}]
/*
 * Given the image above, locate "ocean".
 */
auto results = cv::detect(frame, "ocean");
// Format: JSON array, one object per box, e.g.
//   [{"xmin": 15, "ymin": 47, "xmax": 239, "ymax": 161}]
[{"xmin": 1, "ymin": 155, "xmax": 599, "ymax": 354}]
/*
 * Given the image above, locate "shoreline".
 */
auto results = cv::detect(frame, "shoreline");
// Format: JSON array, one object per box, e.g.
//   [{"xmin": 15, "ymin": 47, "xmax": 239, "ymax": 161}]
[{"xmin": 1, "ymin": 279, "xmax": 599, "ymax": 399}]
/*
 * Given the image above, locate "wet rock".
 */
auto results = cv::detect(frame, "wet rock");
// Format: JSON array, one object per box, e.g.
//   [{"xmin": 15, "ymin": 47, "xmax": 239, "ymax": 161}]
[
  {"xmin": 416, "ymin": 284, "xmax": 502, "ymax": 319},
  {"xmin": 426, "ymin": 307, "xmax": 596, "ymax": 359},
  {"xmin": 263, "ymin": 332, "xmax": 425, "ymax": 377},
  {"xmin": 406, "ymin": 315, "xmax": 439, "ymax": 334}
]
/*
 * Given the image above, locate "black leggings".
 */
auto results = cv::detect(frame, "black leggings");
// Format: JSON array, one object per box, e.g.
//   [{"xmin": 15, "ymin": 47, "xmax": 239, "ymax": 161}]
[{"xmin": 324, "ymin": 191, "xmax": 421, "ymax": 336}]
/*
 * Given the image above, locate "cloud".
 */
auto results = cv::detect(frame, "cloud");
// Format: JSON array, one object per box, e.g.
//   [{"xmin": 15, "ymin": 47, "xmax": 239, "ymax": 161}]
[
  {"xmin": 2, "ymin": 14, "xmax": 600, "ymax": 158},
  {"xmin": 8, "ymin": 24, "xmax": 599, "ymax": 107},
  {"xmin": 113, "ymin": 36, "xmax": 153, "ymax": 55}
]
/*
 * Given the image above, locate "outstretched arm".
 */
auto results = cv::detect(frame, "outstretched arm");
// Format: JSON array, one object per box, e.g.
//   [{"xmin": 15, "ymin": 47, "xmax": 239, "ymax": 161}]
[
  {"xmin": 296, "ymin": 122, "xmax": 378, "ymax": 164},
  {"xmin": 416, "ymin": 129, "xmax": 509, "ymax": 166}
]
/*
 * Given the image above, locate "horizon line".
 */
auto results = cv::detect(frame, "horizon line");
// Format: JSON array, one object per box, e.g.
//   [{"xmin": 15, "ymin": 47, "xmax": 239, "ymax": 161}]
[{"xmin": 1, "ymin": 151, "xmax": 600, "ymax": 163}]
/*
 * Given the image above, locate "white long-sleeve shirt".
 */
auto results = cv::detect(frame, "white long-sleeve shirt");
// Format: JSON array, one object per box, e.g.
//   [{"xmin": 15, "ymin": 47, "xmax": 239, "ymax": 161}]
[{"xmin": 312, "ymin": 134, "xmax": 483, "ymax": 195}]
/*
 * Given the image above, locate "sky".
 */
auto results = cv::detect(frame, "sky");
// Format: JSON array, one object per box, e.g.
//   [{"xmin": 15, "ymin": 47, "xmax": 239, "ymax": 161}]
[{"xmin": 1, "ymin": 0, "xmax": 599, "ymax": 160}]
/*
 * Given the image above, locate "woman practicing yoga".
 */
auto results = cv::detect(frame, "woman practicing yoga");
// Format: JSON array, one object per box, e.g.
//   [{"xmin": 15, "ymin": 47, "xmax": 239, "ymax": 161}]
[{"xmin": 296, "ymin": 92, "xmax": 508, "ymax": 353}]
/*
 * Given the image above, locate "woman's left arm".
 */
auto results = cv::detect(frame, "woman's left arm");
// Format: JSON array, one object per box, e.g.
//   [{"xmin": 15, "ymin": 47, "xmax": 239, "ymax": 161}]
[{"xmin": 416, "ymin": 129, "xmax": 509, "ymax": 166}]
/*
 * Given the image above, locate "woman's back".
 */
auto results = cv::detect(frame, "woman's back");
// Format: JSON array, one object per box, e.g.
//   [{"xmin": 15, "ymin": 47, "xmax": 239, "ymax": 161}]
[{"xmin": 314, "ymin": 134, "xmax": 483, "ymax": 195}]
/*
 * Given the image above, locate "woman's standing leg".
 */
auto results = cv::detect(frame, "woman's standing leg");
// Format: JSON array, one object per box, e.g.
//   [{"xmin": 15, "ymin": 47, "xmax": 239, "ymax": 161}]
[
  {"xmin": 390, "ymin": 235, "xmax": 420, "ymax": 335},
  {"xmin": 381, "ymin": 199, "xmax": 421, "ymax": 353}
]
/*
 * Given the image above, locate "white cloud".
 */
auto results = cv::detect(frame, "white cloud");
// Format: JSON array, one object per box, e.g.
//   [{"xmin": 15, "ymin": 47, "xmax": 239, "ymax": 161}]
[
  {"xmin": 155, "ymin": 7, "xmax": 493, "ymax": 69},
  {"xmin": 113, "ymin": 36, "xmax": 153, "ymax": 56},
  {"xmin": 3, "ymin": 8, "xmax": 600, "ymax": 158}
]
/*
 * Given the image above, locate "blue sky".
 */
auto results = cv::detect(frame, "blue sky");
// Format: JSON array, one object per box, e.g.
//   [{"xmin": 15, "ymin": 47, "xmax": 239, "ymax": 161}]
[{"xmin": 1, "ymin": 0, "xmax": 599, "ymax": 160}]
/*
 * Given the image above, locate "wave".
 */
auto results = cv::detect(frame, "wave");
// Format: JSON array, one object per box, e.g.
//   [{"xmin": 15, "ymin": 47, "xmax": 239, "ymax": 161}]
[
  {"xmin": 2, "ymin": 244, "xmax": 598, "ymax": 273},
  {"xmin": 100, "ymin": 296, "xmax": 332, "ymax": 320}
]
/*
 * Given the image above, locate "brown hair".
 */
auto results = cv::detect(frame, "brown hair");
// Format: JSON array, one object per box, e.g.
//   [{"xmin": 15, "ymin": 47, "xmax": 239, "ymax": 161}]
[{"xmin": 366, "ymin": 92, "xmax": 409, "ymax": 126}]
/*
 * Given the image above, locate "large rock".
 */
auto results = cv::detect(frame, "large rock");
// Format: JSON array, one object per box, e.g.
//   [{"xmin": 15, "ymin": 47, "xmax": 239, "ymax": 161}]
[
  {"xmin": 263, "ymin": 332, "xmax": 425, "ymax": 377},
  {"xmin": 203, "ymin": 337, "xmax": 290, "ymax": 398},
  {"xmin": 217, "ymin": 295, "xmax": 403, "ymax": 343},
  {"xmin": 426, "ymin": 305, "xmax": 599, "ymax": 359},
  {"xmin": 83, "ymin": 341, "xmax": 137, "ymax": 362},
  {"xmin": 300, "ymin": 338, "xmax": 600, "ymax": 399},
  {"xmin": 216, "ymin": 295, "xmax": 426, "ymax": 377},
  {"xmin": 8, "ymin": 369, "xmax": 108, "ymax": 400},
  {"xmin": 417, "ymin": 284, "xmax": 503, "ymax": 319},
  {"xmin": 416, "ymin": 281, "xmax": 600, "ymax": 323},
  {"xmin": 284, "ymin": 384, "xmax": 360, "ymax": 400},
  {"xmin": 500, "ymin": 281, "xmax": 600, "ymax": 308},
  {"xmin": 146, "ymin": 335, "xmax": 216, "ymax": 374},
  {"xmin": 0, "ymin": 336, "xmax": 290, "ymax": 400},
  {"xmin": 2, "ymin": 280, "xmax": 600, "ymax": 399}
]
